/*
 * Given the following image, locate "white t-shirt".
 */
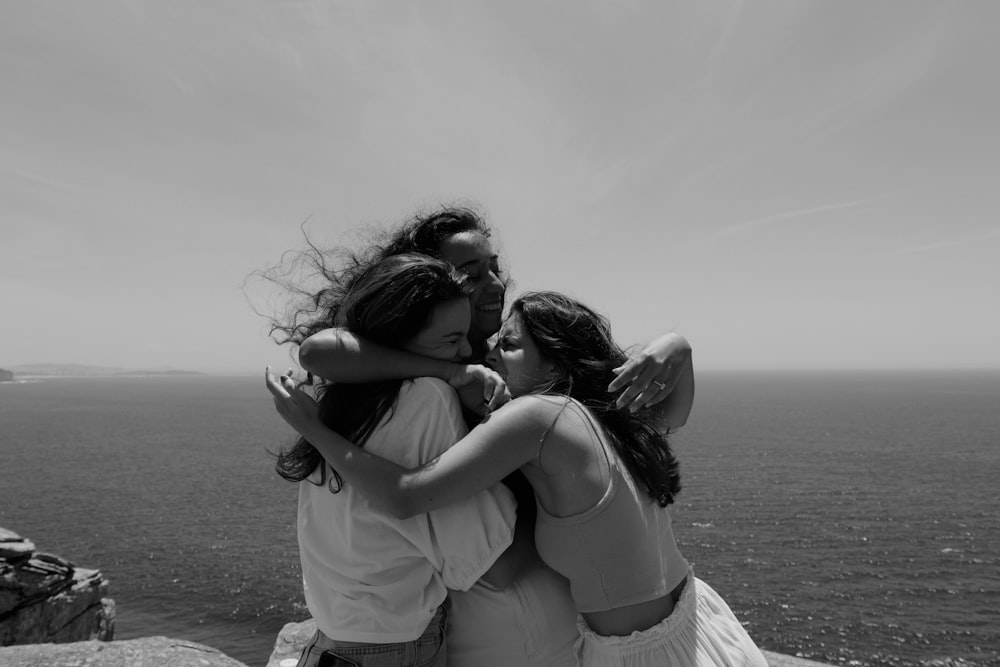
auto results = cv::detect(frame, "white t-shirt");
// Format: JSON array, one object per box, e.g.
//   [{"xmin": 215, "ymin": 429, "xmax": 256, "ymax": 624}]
[{"xmin": 297, "ymin": 377, "xmax": 517, "ymax": 643}]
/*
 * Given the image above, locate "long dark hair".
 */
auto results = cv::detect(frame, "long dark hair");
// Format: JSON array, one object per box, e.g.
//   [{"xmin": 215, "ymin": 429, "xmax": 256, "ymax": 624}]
[
  {"xmin": 267, "ymin": 206, "xmax": 496, "ymax": 349},
  {"xmin": 274, "ymin": 253, "xmax": 472, "ymax": 490},
  {"xmin": 512, "ymin": 292, "xmax": 682, "ymax": 506},
  {"xmin": 382, "ymin": 206, "xmax": 494, "ymax": 259}
]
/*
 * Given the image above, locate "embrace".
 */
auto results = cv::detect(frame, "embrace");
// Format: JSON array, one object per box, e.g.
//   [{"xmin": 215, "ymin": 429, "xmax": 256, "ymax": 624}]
[{"xmin": 265, "ymin": 207, "xmax": 767, "ymax": 667}]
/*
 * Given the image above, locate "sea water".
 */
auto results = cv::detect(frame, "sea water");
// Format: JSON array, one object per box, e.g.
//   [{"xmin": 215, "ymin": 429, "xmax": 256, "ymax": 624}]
[{"xmin": 1, "ymin": 372, "xmax": 997, "ymax": 667}]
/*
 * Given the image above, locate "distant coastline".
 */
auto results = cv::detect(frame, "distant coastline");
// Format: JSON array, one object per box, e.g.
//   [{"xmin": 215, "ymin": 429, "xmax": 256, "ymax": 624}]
[{"xmin": 2, "ymin": 363, "xmax": 206, "ymax": 378}]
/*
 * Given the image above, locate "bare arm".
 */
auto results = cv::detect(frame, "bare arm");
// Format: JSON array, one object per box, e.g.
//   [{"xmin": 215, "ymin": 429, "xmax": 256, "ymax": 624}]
[
  {"xmin": 266, "ymin": 368, "xmax": 546, "ymax": 518},
  {"xmin": 299, "ymin": 327, "xmax": 453, "ymax": 381},
  {"xmin": 299, "ymin": 328, "xmax": 509, "ymax": 414},
  {"xmin": 642, "ymin": 351, "xmax": 694, "ymax": 431},
  {"xmin": 608, "ymin": 332, "xmax": 695, "ymax": 427}
]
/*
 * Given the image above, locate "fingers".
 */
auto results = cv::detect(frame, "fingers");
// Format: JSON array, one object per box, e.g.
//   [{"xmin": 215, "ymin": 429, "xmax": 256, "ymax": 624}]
[
  {"xmin": 265, "ymin": 366, "xmax": 291, "ymax": 399},
  {"xmin": 488, "ymin": 385, "xmax": 511, "ymax": 413},
  {"xmin": 265, "ymin": 366, "xmax": 308, "ymax": 407},
  {"xmin": 613, "ymin": 361, "xmax": 655, "ymax": 409},
  {"xmin": 628, "ymin": 381, "xmax": 670, "ymax": 411},
  {"xmin": 614, "ymin": 368, "xmax": 678, "ymax": 412},
  {"xmin": 607, "ymin": 359, "xmax": 641, "ymax": 393},
  {"xmin": 484, "ymin": 377, "xmax": 511, "ymax": 412}
]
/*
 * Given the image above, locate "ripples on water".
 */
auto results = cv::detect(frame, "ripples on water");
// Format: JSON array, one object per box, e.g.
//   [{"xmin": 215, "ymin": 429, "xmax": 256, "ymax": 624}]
[
  {"xmin": 675, "ymin": 371, "xmax": 1000, "ymax": 667},
  {"xmin": 1, "ymin": 372, "xmax": 997, "ymax": 667}
]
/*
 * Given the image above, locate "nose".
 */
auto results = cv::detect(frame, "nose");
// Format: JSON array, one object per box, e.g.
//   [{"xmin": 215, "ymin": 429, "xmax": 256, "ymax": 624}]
[
  {"xmin": 484, "ymin": 344, "xmax": 499, "ymax": 368},
  {"xmin": 484, "ymin": 269, "xmax": 505, "ymax": 294},
  {"xmin": 458, "ymin": 337, "xmax": 473, "ymax": 360}
]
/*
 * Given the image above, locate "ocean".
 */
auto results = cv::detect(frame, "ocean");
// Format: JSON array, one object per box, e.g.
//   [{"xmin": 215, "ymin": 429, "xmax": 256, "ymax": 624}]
[{"xmin": 1, "ymin": 372, "xmax": 997, "ymax": 667}]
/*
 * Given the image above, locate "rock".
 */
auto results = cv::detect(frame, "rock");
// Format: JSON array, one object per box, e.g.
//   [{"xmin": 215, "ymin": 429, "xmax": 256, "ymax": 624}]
[
  {"xmin": 266, "ymin": 619, "xmax": 315, "ymax": 667},
  {"xmin": 761, "ymin": 651, "xmax": 832, "ymax": 666},
  {"xmin": 0, "ymin": 528, "xmax": 34, "ymax": 561},
  {"xmin": 0, "ymin": 369, "xmax": 13, "ymax": 382},
  {"xmin": 0, "ymin": 636, "xmax": 249, "ymax": 667},
  {"xmin": 0, "ymin": 527, "xmax": 115, "ymax": 646}
]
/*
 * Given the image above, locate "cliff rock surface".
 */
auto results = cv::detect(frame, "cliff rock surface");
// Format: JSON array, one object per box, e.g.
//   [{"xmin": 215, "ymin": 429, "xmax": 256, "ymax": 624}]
[
  {"xmin": 0, "ymin": 527, "xmax": 115, "ymax": 646},
  {"xmin": 0, "ymin": 636, "xmax": 249, "ymax": 667},
  {"xmin": 266, "ymin": 619, "xmax": 315, "ymax": 667}
]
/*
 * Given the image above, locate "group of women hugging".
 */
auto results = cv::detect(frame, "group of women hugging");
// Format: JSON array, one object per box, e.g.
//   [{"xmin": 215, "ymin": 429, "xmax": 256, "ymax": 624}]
[{"xmin": 265, "ymin": 206, "xmax": 769, "ymax": 667}]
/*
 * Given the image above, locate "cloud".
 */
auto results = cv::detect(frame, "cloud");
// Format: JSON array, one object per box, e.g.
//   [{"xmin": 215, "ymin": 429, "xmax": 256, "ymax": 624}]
[
  {"xmin": 874, "ymin": 228, "xmax": 1000, "ymax": 258},
  {"xmin": 710, "ymin": 197, "xmax": 880, "ymax": 240}
]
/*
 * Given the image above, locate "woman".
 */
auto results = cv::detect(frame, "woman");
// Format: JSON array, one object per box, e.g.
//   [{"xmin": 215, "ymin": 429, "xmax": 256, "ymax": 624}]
[
  {"xmin": 268, "ymin": 291, "xmax": 768, "ymax": 667},
  {"xmin": 272, "ymin": 252, "xmax": 520, "ymax": 667},
  {"xmin": 293, "ymin": 206, "xmax": 694, "ymax": 420},
  {"xmin": 285, "ymin": 207, "xmax": 692, "ymax": 666}
]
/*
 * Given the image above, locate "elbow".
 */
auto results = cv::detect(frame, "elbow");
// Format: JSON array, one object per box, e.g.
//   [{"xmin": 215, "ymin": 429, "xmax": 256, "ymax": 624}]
[
  {"xmin": 386, "ymin": 501, "xmax": 416, "ymax": 520},
  {"xmin": 384, "ymin": 484, "xmax": 424, "ymax": 520},
  {"xmin": 297, "ymin": 339, "xmax": 323, "ymax": 375},
  {"xmin": 298, "ymin": 330, "xmax": 341, "ymax": 376}
]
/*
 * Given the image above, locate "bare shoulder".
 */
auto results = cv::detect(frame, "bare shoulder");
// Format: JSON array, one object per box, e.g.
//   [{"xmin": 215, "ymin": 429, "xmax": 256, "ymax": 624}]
[{"xmin": 488, "ymin": 394, "xmax": 571, "ymax": 427}]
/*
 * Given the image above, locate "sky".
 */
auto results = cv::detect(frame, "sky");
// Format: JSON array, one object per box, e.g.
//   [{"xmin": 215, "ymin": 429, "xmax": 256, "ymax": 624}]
[{"xmin": 1, "ymin": 0, "xmax": 998, "ymax": 373}]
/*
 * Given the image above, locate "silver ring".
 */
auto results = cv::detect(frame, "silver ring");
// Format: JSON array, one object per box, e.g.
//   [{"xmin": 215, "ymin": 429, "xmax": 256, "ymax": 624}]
[{"xmin": 651, "ymin": 380, "xmax": 667, "ymax": 391}]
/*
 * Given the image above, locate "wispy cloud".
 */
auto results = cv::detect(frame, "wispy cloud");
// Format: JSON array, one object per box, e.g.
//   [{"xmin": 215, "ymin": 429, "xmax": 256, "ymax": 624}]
[
  {"xmin": 710, "ymin": 197, "xmax": 881, "ymax": 240},
  {"xmin": 873, "ymin": 229, "xmax": 1000, "ymax": 259}
]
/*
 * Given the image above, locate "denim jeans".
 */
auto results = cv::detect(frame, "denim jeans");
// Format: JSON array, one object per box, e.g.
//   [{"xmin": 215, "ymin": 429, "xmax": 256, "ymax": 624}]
[{"xmin": 296, "ymin": 604, "xmax": 448, "ymax": 667}]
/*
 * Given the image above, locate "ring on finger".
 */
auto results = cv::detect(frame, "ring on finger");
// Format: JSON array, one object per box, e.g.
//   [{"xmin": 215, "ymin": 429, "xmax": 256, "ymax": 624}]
[{"xmin": 651, "ymin": 379, "xmax": 667, "ymax": 391}]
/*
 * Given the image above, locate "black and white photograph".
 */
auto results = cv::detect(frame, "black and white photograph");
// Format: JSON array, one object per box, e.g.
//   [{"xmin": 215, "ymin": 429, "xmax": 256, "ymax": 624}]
[{"xmin": 2, "ymin": 2, "xmax": 997, "ymax": 667}]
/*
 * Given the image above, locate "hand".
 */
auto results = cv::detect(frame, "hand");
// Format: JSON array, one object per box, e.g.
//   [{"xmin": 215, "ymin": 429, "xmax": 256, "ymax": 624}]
[
  {"xmin": 265, "ymin": 366, "xmax": 324, "ymax": 440},
  {"xmin": 608, "ymin": 333, "xmax": 692, "ymax": 412},
  {"xmin": 445, "ymin": 363, "xmax": 511, "ymax": 415}
]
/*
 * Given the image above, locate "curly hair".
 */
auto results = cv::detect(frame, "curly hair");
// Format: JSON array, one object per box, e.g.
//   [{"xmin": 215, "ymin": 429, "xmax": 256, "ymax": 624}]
[
  {"xmin": 274, "ymin": 253, "xmax": 472, "ymax": 489},
  {"xmin": 381, "ymin": 206, "xmax": 493, "ymax": 259},
  {"xmin": 512, "ymin": 292, "xmax": 682, "ymax": 506},
  {"xmin": 268, "ymin": 206, "xmax": 493, "ymax": 349}
]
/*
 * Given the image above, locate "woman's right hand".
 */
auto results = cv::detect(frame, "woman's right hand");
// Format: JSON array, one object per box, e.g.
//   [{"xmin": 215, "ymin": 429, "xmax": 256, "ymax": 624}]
[
  {"xmin": 265, "ymin": 367, "xmax": 324, "ymax": 440},
  {"xmin": 445, "ymin": 364, "xmax": 511, "ymax": 416}
]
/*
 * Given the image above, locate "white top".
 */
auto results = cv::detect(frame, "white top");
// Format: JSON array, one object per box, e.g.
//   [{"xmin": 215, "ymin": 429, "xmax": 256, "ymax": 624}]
[{"xmin": 297, "ymin": 377, "xmax": 517, "ymax": 643}]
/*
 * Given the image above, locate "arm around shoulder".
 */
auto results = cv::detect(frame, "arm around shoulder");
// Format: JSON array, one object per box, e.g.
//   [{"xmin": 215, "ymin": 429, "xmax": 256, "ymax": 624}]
[
  {"xmin": 270, "ymin": 362, "xmax": 548, "ymax": 521},
  {"xmin": 389, "ymin": 395, "xmax": 551, "ymax": 517},
  {"xmin": 299, "ymin": 327, "xmax": 453, "ymax": 382}
]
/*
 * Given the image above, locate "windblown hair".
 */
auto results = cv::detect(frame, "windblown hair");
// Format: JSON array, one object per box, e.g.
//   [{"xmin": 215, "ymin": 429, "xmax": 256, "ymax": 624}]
[
  {"xmin": 274, "ymin": 253, "xmax": 472, "ymax": 490},
  {"xmin": 269, "ymin": 206, "xmax": 493, "ymax": 349},
  {"xmin": 381, "ymin": 206, "xmax": 493, "ymax": 259},
  {"xmin": 512, "ymin": 292, "xmax": 682, "ymax": 506}
]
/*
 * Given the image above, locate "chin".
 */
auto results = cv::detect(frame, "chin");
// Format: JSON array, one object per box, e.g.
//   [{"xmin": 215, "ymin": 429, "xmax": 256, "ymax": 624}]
[{"xmin": 478, "ymin": 310, "xmax": 503, "ymax": 328}]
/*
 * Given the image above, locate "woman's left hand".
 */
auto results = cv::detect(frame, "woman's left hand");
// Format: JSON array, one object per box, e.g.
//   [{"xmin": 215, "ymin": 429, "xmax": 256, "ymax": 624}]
[
  {"xmin": 608, "ymin": 332, "xmax": 692, "ymax": 412},
  {"xmin": 265, "ymin": 367, "xmax": 323, "ymax": 439},
  {"xmin": 445, "ymin": 363, "xmax": 511, "ymax": 414}
]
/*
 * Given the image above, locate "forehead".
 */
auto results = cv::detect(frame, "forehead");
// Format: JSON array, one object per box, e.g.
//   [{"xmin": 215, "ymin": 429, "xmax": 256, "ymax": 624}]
[
  {"xmin": 499, "ymin": 312, "xmax": 525, "ymax": 337},
  {"xmin": 437, "ymin": 231, "xmax": 495, "ymax": 266}
]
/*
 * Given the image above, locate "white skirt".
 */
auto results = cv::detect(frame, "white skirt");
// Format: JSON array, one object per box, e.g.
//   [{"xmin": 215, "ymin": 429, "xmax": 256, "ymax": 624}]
[{"xmin": 574, "ymin": 570, "xmax": 769, "ymax": 667}]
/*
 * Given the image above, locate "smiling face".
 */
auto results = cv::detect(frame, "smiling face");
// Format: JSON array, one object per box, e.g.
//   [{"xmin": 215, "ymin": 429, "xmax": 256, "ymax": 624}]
[
  {"xmin": 484, "ymin": 312, "xmax": 558, "ymax": 398},
  {"xmin": 401, "ymin": 297, "xmax": 473, "ymax": 362},
  {"xmin": 436, "ymin": 231, "xmax": 505, "ymax": 349}
]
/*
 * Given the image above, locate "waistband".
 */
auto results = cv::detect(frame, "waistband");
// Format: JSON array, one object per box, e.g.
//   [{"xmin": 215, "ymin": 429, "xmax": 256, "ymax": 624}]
[
  {"xmin": 576, "ymin": 568, "xmax": 696, "ymax": 647},
  {"xmin": 312, "ymin": 602, "xmax": 448, "ymax": 650}
]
